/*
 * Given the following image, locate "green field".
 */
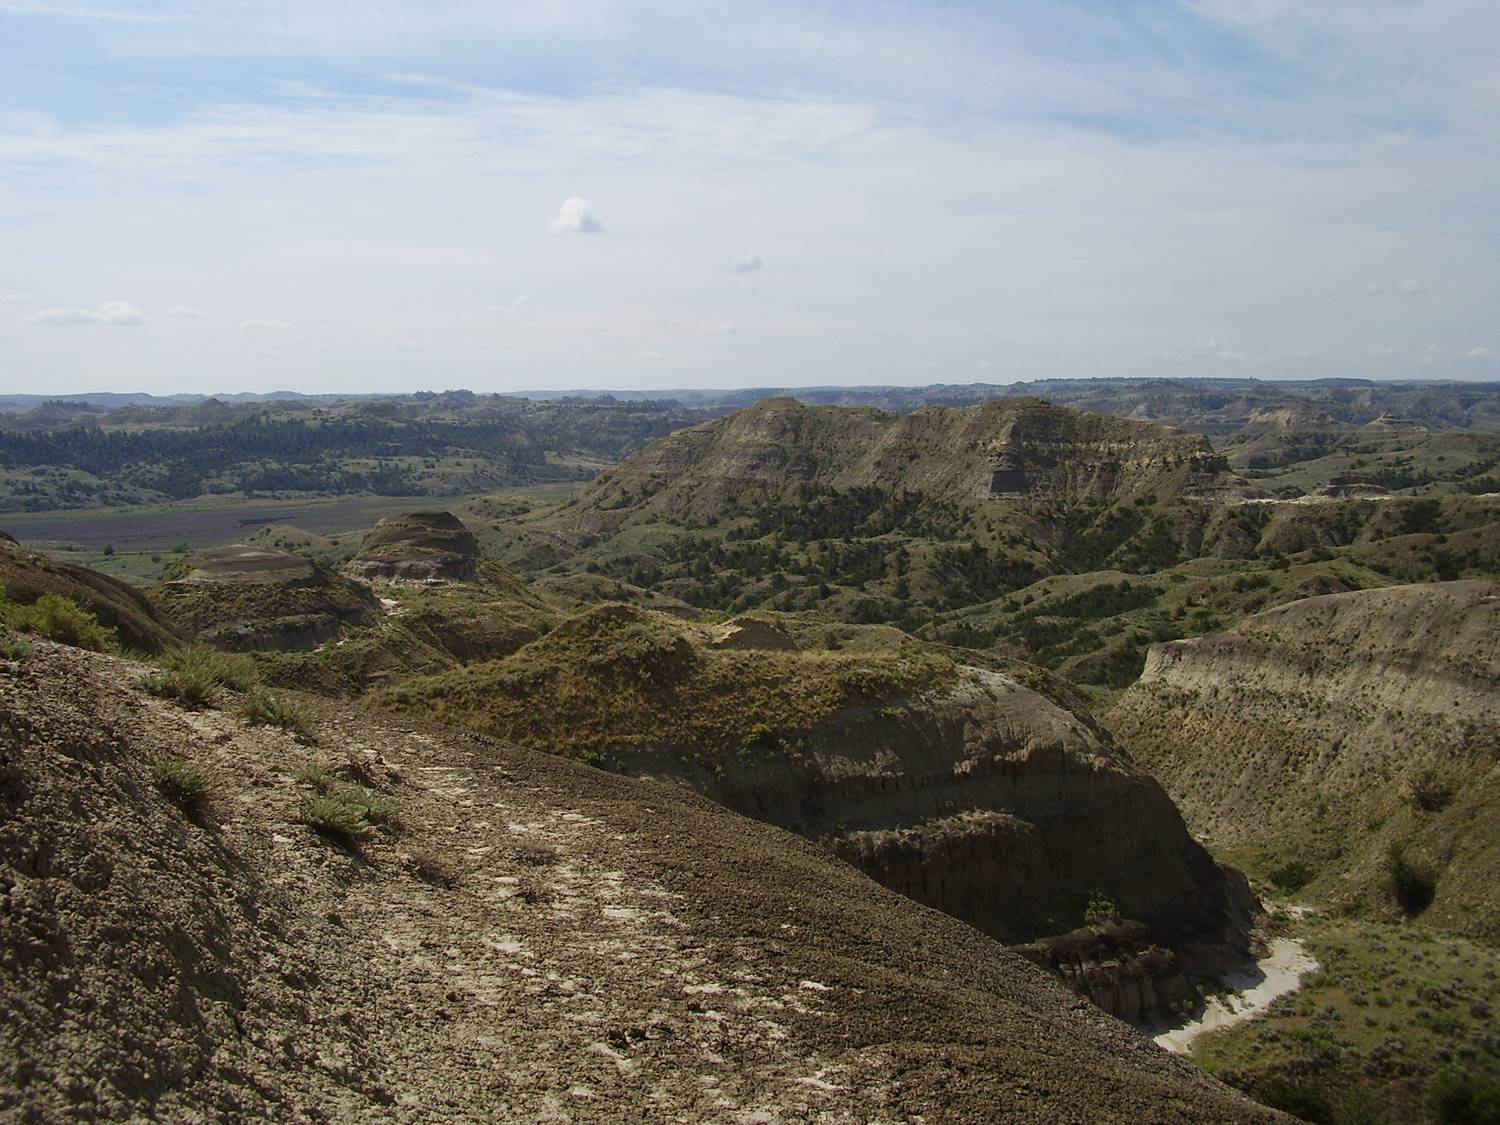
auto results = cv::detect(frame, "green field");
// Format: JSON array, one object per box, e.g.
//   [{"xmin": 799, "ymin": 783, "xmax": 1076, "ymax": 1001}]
[{"xmin": 0, "ymin": 486, "xmax": 580, "ymax": 582}]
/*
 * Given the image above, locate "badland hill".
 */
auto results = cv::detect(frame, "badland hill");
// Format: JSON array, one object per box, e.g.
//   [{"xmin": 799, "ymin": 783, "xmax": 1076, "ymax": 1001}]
[{"xmin": 0, "ymin": 638, "xmax": 1281, "ymax": 1123}]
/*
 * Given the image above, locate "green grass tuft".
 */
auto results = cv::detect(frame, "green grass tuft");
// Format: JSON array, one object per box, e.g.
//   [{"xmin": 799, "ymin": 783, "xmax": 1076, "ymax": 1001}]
[
  {"xmin": 237, "ymin": 688, "xmax": 313, "ymax": 739},
  {"xmin": 0, "ymin": 587, "xmax": 117, "ymax": 652},
  {"xmin": 142, "ymin": 644, "xmax": 259, "ymax": 707},
  {"xmin": 151, "ymin": 758, "xmax": 207, "ymax": 808}
]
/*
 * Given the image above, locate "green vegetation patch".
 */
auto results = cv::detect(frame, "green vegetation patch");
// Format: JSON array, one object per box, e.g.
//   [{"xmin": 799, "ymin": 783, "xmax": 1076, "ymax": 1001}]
[
  {"xmin": 374, "ymin": 603, "xmax": 960, "ymax": 762},
  {"xmin": 1193, "ymin": 916, "xmax": 1500, "ymax": 1124},
  {"xmin": 151, "ymin": 758, "xmax": 207, "ymax": 809},
  {"xmin": 236, "ymin": 688, "xmax": 314, "ymax": 739},
  {"xmin": 296, "ymin": 761, "xmax": 399, "ymax": 844},
  {"xmin": 142, "ymin": 644, "xmax": 258, "ymax": 706},
  {"xmin": 0, "ymin": 586, "xmax": 117, "ymax": 652}
]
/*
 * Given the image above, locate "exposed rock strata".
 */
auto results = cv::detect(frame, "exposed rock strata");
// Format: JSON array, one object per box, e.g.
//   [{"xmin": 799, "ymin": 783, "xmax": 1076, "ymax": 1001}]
[
  {"xmin": 153, "ymin": 544, "xmax": 379, "ymax": 651},
  {"xmin": 345, "ymin": 511, "xmax": 481, "ymax": 582},
  {"xmin": 1110, "ymin": 580, "xmax": 1500, "ymax": 940}
]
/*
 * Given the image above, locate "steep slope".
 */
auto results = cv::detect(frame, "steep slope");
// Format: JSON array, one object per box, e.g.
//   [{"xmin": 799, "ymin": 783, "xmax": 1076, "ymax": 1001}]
[
  {"xmin": 151, "ymin": 544, "xmax": 381, "ymax": 651},
  {"xmin": 1109, "ymin": 581, "xmax": 1500, "ymax": 941},
  {"xmin": 0, "ymin": 530, "xmax": 183, "ymax": 653},
  {"xmin": 375, "ymin": 604, "xmax": 1257, "ymax": 1022},
  {"xmin": 0, "ymin": 641, "xmax": 1281, "ymax": 1123}
]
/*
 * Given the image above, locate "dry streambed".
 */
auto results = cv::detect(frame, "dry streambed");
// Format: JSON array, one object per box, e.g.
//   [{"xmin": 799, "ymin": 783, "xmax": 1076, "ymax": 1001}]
[{"xmin": 1151, "ymin": 937, "xmax": 1320, "ymax": 1054}]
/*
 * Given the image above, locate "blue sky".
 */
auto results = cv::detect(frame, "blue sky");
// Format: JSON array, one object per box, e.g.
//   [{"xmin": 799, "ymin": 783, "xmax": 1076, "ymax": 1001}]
[{"xmin": 1, "ymin": 0, "xmax": 1497, "ymax": 393}]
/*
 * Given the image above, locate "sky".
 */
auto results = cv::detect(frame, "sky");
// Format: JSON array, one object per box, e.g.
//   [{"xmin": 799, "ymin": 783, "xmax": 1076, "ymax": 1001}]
[{"xmin": 1, "ymin": 1, "xmax": 1498, "ymax": 394}]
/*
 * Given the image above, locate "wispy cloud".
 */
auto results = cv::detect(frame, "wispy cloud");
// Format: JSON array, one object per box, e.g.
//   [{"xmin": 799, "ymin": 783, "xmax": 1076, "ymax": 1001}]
[
  {"xmin": 25, "ymin": 300, "xmax": 145, "ymax": 326},
  {"xmin": 169, "ymin": 304, "xmax": 212, "ymax": 318},
  {"xmin": 727, "ymin": 254, "xmax": 765, "ymax": 274},
  {"xmin": 239, "ymin": 318, "xmax": 300, "ymax": 333}
]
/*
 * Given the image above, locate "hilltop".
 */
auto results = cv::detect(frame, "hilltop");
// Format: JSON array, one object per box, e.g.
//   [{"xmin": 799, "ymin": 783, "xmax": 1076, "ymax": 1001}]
[{"xmin": 0, "ymin": 638, "xmax": 1280, "ymax": 1123}]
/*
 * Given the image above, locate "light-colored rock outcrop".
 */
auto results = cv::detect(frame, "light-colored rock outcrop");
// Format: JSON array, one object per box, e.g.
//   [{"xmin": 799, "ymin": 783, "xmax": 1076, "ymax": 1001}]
[{"xmin": 1110, "ymin": 580, "xmax": 1500, "ymax": 939}]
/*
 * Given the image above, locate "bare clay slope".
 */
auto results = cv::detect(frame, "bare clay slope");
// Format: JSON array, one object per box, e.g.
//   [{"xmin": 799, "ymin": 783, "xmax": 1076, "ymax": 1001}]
[
  {"xmin": 0, "ymin": 643, "xmax": 1280, "ymax": 1123},
  {"xmin": 1109, "ymin": 580, "xmax": 1500, "ymax": 940},
  {"xmin": 376, "ymin": 604, "xmax": 1257, "ymax": 1023}
]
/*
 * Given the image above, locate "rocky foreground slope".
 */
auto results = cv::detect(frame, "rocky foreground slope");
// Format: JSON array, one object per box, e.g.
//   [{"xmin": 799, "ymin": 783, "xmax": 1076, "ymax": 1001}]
[
  {"xmin": 0, "ymin": 641, "xmax": 1280, "ymax": 1123},
  {"xmin": 376, "ymin": 604, "xmax": 1257, "ymax": 1023},
  {"xmin": 1110, "ymin": 580, "xmax": 1500, "ymax": 940}
]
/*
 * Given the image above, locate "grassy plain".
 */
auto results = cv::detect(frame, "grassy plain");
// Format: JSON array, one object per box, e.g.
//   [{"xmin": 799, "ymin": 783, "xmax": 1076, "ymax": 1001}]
[{"xmin": 1194, "ymin": 913, "xmax": 1500, "ymax": 1124}]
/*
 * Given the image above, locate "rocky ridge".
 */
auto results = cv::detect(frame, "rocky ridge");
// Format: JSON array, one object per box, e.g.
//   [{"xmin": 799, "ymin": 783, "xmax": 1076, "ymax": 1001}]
[{"xmin": 375, "ymin": 603, "xmax": 1257, "ymax": 1023}]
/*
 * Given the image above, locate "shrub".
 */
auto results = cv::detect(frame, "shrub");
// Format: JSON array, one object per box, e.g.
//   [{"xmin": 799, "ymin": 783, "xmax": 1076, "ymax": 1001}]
[
  {"xmin": 297, "ymin": 765, "xmax": 398, "ymax": 844},
  {"xmin": 1388, "ymin": 843, "xmax": 1438, "ymax": 915},
  {"xmin": 0, "ymin": 588, "xmax": 116, "ymax": 652},
  {"xmin": 1428, "ymin": 1068, "xmax": 1500, "ymax": 1125},
  {"xmin": 237, "ymin": 689, "xmax": 312, "ymax": 739},
  {"xmin": 1269, "ymin": 860, "xmax": 1317, "ymax": 895},
  {"xmin": 158, "ymin": 645, "xmax": 258, "ymax": 690},
  {"xmin": 0, "ymin": 632, "xmax": 31, "ymax": 660},
  {"xmin": 143, "ymin": 645, "xmax": 258, "ymax": 707},
  {"xmin": 1083, "ymin": 892, "xmax": 1121, "ymax": 928},
  {"xmin": 300, "ymin": 793, "xmax": 372, "ymax": 843},
  {"xmin": 1409, "ymin": 768, "xmax": 1455, "ymax": 813},
  {"xmin": 151, "ymin": 758, "xmax": 206, "ymax": 808}
]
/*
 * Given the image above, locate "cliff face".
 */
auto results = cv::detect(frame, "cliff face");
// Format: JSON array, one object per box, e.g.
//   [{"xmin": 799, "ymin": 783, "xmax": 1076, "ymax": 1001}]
[
  {"xmin": 375, "ymin": 605, "xmax": 1256, "ymax": 1022},
  {"xmin": 0, "ymin": 640, "xmax": 1280, "ymax": 1123},
  {"xmin": 1109, "ymin": 581, "xmax": 1500, "ymax": 940}
]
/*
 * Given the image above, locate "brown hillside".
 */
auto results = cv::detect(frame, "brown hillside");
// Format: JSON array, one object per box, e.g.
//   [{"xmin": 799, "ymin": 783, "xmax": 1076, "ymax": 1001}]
[
  {"xmin": 375, "ymin": 604, "xmax": 1257, "ymax": 1023},
  {"xmin": 1109, "ymin": 580, "xmax": 1500, "ymax": 940},
  {"xmin": 0, "ymin": 641, "xmax": 1280, "ymax": 1122},
  {"xmin": 566, "ymin": 396, "xmax": 1235, "ymax": 533}
]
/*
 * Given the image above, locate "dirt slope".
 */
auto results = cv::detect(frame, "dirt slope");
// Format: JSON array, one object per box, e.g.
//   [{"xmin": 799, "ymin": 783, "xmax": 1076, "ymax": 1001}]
[
  {"xmin": 1109, "ymin": 580, "xmax": 1500, "ymax": 940},
  {"xmin": 374, "ymin": 604, "xmax": 1257, "ymax": 1023},
  {"xmin": 0, "ymin": 641, "xmax": 1281, "ymax": 1123}
]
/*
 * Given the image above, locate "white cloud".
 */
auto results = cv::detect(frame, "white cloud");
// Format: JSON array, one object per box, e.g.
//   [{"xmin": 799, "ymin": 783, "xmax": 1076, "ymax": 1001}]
[
  {"xmin": 169, "ymin": 304, "xmax": 212, "ymax": 318},
  {"xmin": 25, "ymin": 300, "xmax": 146, "ymax": 326},
  {"xmin": 1, "ymin": 292, "xmax": 30, "ymax": 302},
  {"xmin": 728, "ymin": 254, "xmax": 765, "ymax": 274},
  {"xmin": 1467, "ymin": 347, "xmax": 1497, "ymax": 359},
  {"xmin": 636, "ymin": 350, "xmax": 664, "ymax": 360},
  {"xmin": 547, "ymin": 197, "xmax": 604, "ymax": 234},
  {"xmin": 240, "ymin": 318, "xmax": 301, "ymax": 333}
]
